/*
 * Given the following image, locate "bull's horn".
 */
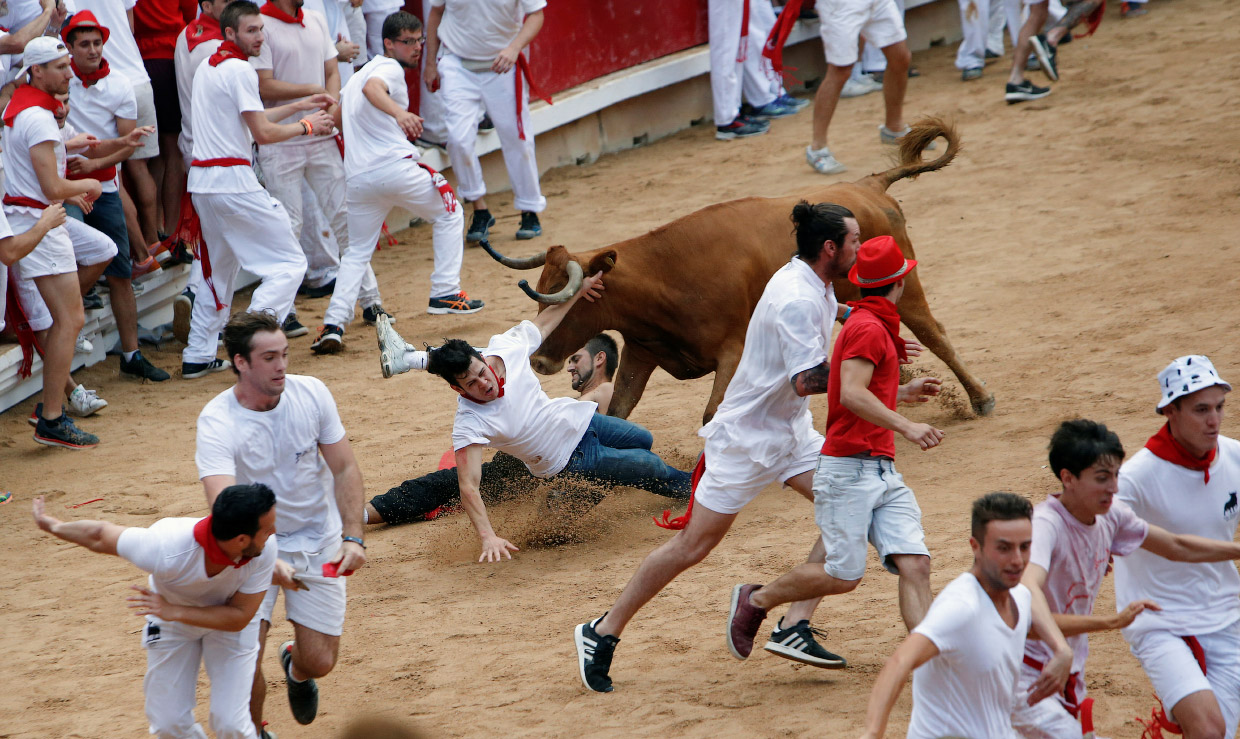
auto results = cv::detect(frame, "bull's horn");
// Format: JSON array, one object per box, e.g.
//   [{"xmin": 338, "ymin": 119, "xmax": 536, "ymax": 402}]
[
  {"xmin": 479, "ymin": 239, "xmax": 546, "ymax": 270},
  {"xmin": 519, "ymin": 261, "xmax": 583, "ymax": 304}
]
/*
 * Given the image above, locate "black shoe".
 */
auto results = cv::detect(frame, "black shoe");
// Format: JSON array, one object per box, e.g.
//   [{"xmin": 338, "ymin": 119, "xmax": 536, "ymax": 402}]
[
  {"xmin": 1005, "ymin": 80, "xmax": 1051, "ymax": 103},
  {"xmin": 120, "ymin": 350, "xmax": 170, "ymax": 381},
  {"xmin": 281, "ymin": 641, "xmax": 319, "ymax": 725},
  {"xmin": 466, "ymin": 209, "xmax": 495, "ymax": 242},
  {"xmin": 515, "ymin": 211, "xmax": 542, "ymax": 240},
  {"xmin": 83, "ymin": 288, "xmax": 103, "ymax": 310},
  {"xmin": 961, "ymin": 67, "xmax": 983, "ymax": 81},
  {"xmin": 763, "ymin": 619, "xmax": 848, "ymax": 669},
  {"xmin": 361, "ymin": 304, "xmax": 394, "ymax": 325},
  {"xmin": 310, "ymin": 324, "xmax": 344, "ymax": 355},
  {"xmin": 574, "ymin": 616, "xmax": 619, "ymax": 693},
  {"xmin": 182, "ymin": 358, "xmax": 231, "ymax": 379},
  {"xmin": 173, "ymin": 289, "xmax": 194, "ymax": 344},
  {"xmin": 298, "ymin": 279, "xmax": 336, "ymax": 299},
  {"xmin": 282, "ymin": 314, "xmax": 309, "ymax": 338},
  {"xmin": 478, "ymin": 113, "xmax": 494, "ymax": 133},
  {"xmin": 33, "ymin": 412, "xmax": 99, "ymax": 449},
  {"xmin": 984, "ymin": 48, "xmax": 1001, "ymax": 61},
  {"xmin": 414, "ymin": 136, "xmax": 447, "ymax": 152},
  {"xmin": 1031, "ymin": 34, "xmax": 1058, "ymax": 81}
]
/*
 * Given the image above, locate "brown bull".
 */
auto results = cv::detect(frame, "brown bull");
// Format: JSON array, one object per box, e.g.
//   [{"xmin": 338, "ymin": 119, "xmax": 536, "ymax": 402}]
[{"xmin": 481, "ymin": 117, "xmax": 994, "ymax": 425}]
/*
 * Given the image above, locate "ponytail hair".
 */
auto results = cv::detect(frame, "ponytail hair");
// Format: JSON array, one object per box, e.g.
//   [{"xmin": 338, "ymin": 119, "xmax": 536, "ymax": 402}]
[{"xmin": 790, "ymin": 200, "xmax": 855, "ymax": 261}]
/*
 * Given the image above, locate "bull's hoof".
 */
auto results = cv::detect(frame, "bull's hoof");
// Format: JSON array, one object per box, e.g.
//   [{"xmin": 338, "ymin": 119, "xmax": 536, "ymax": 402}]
[{"xmin": 972, "ymin": 393, "xmax": 997, "ymax": 417}]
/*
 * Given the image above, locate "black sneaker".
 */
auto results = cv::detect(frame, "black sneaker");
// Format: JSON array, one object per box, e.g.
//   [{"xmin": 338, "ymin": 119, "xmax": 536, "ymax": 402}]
[
  {"xmin": 1005, "ymin": 80, "xmax": 1051, "ymax": 104},
  {"xmin": 281, "ymin": 641, "xmax": 318, "ymax": 725},
  {"xmin": 282, "ymin": 314, "xmax": 309, "ymax": 338},
  {"xmin": 120, "ymin": 350, "xmax": 170, "ymax": 381},
  {"xmin": 574, "ymin": 615, "xmax": 619, "ymax": 693},
  {"xmin": 361, "ymin": 304, "xmax": 394, "ymax": 326},
  {"xmin": 414, "ymin": 136, "xmax": 447, "ymax": 152},
  {"xmin": 298, "ymin": 279, "xmax": 336, "ymax": 299},
  {"xmin": 466, "ymin": 209, "xmax": 495, "ymax": 242},
  {"xmin": 726, "ymin": 583, "xmax": 767, "ymax": 660},
  {"xmin": 83, "ymin": 288, "xmax": 103, "ymax": 310},
  {"xmin": 984, "ymin": 48, "xmax": 1001, "ymax": 61},
  {"xmin": 310, "ymin": 324, "xmax": 344, "ymax": 355},
  {"xmin": 34, "ymin": 412, "xmax": 99, "ymax": 449},
  {"xmin": 515, "ymin": 211, "xmax": 542, "ymax": 240},
  {"xmin": 763, "ymin": 619, "xmax": 848, "ymax": 669},
  {"xmin": 715, "ymin": 115, "xmax": 769, "ymax": 141},
  {"xmin": 173, "ymin": 289, "xmax": 194, "ymax": 345},
  {"xmin": 1030, "ymin": 34, "xmax": 1058, "ymax": 81},
  {"xmin": 427, "ymin": 291, "xmax": 484, "ymax": 315},
  {"xmin": 182, "ymin": 358, "xmax": 231, "ymax": 379},
  {"xmin": 478, "ymin": 113, "xmax": 494, "ymax": 133}
]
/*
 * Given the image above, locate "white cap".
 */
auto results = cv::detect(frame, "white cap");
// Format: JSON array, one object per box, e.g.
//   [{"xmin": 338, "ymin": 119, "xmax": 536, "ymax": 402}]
[
  {"xmin": 1156, "ymin": 354, "xmax": 1231, "ymax": 413},
  {"xmin": 15, "ymin": 36, "xmax": 69, "ymax": 82}
]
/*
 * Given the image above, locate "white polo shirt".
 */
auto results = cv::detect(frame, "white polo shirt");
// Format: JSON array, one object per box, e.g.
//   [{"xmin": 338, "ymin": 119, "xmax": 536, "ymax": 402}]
[
  {"xmin": 432, "ymin": 0, "xmax": 546, "ymax": 61},
  {"xmin": 67, "ymin": 71, "xmax": 136, "ymax": 193},
  {"xmin": 3, "ymin": 104, "xmax": 61, "ymax": 206},
  {"xmin": 1115, "ymin": 436, "xmax": 1240, "ymax": 639},
  {"xmin": 173, "ymin": 27, "xmax": 223, "ymax": 157},
  {"xmin": 340, "ymin": 54, "xmax": 417, "ymax": 178},
  {"xmin": 196, "ymin": 375, "xmax": 348, "ymax": 554},
  {"xmin": 908, "ymin": 573, "xmax": 1032, "ymax": 739},
  {"xmin": 452, "ymin": 320, "xmax": 596, "ymax": 478},
  {"xmin": 699, "ymin": 258, "xmax": 836, "ymax": 466},
  {"xmin": 188, "ymin": 57, "xmax": 264, "ymax": 194},
  {"xmin": 117, "ymin": 517, "xmax": 278, "ymax": 608},
  {"xmin": 66, "ymin": 0, "xmax": 151, "ymax": 86},
  {"xmin": 251, "ymin": 9, "xmax": 337, "ymax": 148}
]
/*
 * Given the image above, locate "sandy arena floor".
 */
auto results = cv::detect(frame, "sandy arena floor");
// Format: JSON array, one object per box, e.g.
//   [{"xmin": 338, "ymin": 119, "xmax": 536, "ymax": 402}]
[{"xmin": 2, "ymin": 0, "xmax": 1239, "ymax": 735}]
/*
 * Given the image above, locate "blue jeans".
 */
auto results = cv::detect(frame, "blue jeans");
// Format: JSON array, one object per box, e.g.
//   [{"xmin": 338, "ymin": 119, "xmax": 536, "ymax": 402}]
[{"xmin": 562, "ymin": 414, "xmax": 692, "ymax": 500}]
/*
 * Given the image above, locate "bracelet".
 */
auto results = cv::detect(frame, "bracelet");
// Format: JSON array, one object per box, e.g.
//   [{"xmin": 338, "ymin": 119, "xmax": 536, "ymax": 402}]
[
  {"xmin": 342, "ymin": 535, "xmax": 366, "ymax": 549},
  {"xmin": 841, "ymin": 306, "xmax": 852, "ymax": 321},
  {"xmin": 299, "ymin": 118, "xmax": 313, "ymax": 136}
]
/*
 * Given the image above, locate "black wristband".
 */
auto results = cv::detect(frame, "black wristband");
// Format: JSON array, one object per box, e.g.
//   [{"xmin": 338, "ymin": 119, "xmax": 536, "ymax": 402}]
[{"xmin": 342, "ymin": 535, "xmax": 366, "ymax": 549}]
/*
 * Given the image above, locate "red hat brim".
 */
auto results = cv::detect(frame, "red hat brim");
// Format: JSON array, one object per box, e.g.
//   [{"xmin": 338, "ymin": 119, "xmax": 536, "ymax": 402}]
[
  {"xmin": 849, "ymin": 258, "xmax": 917, "ymax": 288},
  {"xmin": 61, "ymin": 13, "xmax": 111, "ymax": 46}
]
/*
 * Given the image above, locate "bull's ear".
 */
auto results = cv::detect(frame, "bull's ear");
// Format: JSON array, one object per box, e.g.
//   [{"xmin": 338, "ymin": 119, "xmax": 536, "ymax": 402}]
[
  {"xmin": 588, "ymin": 250, "xmax": 618, "ymax": 274},
  {"xmin": 546, "ymin": 245, "xmax": 569, "ymax": 268}
]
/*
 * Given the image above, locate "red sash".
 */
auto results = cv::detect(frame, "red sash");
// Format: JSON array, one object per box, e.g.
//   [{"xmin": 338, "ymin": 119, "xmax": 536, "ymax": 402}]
[
  {"xmin": 4, "ymin": 271, "xmax": 44, "ymax": 378},
  {"xmin": 259, "ymin": 1, "xmax": 304, "ymax": 26},
  {"xmin": 736, "ymin": 0, "xmax": 750, "ymax": 63},
  {"xmin": 2, "ymin": 195, "xmax": 47, "ymax": 209},
  {"xmin": 1140, "ymin": 636, "xmax": 1206, "ymax": 737},
  {"xmin": 653, "ymin": 453, "xmax": 706, "ymax": 530},
  {"xmin": 514, "ymin": 53, "xmax": 551, "ymax": 141},
  {"xmin": 763, "ymin": 0, "xmax": 804, "ymax": 74},
  {"xmin": 208, "ymin": 40, "xmax": 248, "ymax": 67},
  {"xmin": 192, "ymin": 516, "xmax": 254, "ymax": 568},
  {"xmin": 185, "ymin": 15, "xmax": 223, "ymax": 52},
  {"xmin": 2, "ymin": 84, "xmax": 61, "ymax": 128},
  {"xmin": 417, "ymin": 162, "xmax": 458, "ymax": 214},
  {"xmin": 70, "ymin": 57, "xmax": 111, "ymax": 84}
]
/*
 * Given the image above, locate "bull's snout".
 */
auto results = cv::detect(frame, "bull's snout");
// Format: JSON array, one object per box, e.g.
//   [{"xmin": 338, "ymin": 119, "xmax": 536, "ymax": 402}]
[{"xmin": 530, "ymin": 355, "xmax": 559, "ymax": 375}]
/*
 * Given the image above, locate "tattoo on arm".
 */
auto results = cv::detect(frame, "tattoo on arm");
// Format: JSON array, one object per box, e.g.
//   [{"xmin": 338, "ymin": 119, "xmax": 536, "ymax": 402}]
[
  {"xmin": 1054, "ymin": 0, "xmax": 1102, "ymax": 32},
  {"xmin": 792, "ymin": 363, "xmax": 831, "ymax": 396}
]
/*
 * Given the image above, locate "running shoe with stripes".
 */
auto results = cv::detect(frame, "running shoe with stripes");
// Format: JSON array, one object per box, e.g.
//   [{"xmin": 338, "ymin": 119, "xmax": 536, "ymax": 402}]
[
  {"xmin": 726, "ymin": 583, "xmax": 768, "ymax": 659},
  {"xmin": 574, "ymin": 615, "xmax": 620, "ymax": 693},
  {"xmin": 427, "ymin": 291, "xmax": 484, "ymax": 315},
  {"xmin": 376, "ymin": 314, "xmax": 426, "ymax": 378},
  {"xmin": 34, "ymin": 413, "xmax": 99, "ymax": 449},
  {"xmin": 281, "ymin": 641, "xmax": 319, "ymax": 725},
  {"xmin": 310, "ymin": 324, "xmax": 344, "ymax": 355},
  {"xmin": 763, "ymin": 619, "xmax": 847, "ymax": 669}
]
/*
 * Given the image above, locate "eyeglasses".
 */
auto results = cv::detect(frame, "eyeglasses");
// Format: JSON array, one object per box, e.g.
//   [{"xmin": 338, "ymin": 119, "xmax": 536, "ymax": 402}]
[{"xmin": 394, "ymin": 37, "xmax": 425, "ymax": 46}]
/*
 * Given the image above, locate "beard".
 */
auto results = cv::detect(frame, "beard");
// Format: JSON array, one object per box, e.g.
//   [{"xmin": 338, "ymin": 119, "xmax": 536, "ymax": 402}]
[
  {"xmin": 570, "ymin": 366, "xmax": 593, "ymax": 391},
  {"xmin": 241, "ymin": 542, "xmax": 265, "ymax": 558}
]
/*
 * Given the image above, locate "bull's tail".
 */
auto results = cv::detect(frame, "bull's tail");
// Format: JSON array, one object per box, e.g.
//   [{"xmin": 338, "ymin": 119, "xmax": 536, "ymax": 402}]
[{"xmin": 862, "ymin": 116, "xmax": 961, "ymax": 193}]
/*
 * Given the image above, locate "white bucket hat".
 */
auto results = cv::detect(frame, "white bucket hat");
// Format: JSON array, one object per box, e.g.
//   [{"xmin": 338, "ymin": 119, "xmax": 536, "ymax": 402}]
[{"xmin": 1156, "ymin": 354, "xmax": 1231, "ymax": 414}]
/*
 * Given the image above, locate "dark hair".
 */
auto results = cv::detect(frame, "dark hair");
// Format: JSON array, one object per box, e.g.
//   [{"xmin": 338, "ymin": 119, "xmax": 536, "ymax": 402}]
[
  {"xmin": 223, "ymin": 310, "xmax": 282, "ymax": 374},
  {"xmin": 971, "ymin": 492, "xmax": 1032, "ymax": 543},
  {"xmin": 790, "ymin": 200, "xmax": 854, "ymax": 262},
  {"xmin": 859, "ymin": 283, "xmax": 899, "ymax": 299},
  {"xmin": 584, "ymin": 333, "xmax": 619, "ymax": 380},
  {"xmin": 426, "ymin": 339, "xmax": 483, "ymax": 387},
  {"xmin": 1048, "ymin": 419, "xmax": 1125, "ymax": 479},
  {"xmin": 382, "ymin": 10, "xmax": 422, "ymax": 40},
  {"xmin": 211, "ymin": 483, "xmax": 276, "ymax": 540},
  {"xmin": 220, "ymin": 0, "xmax": 260, "ymax": 35},
  {"xmin": 66, "ymin": 26, "xmax": 104, "ymax": 46}
]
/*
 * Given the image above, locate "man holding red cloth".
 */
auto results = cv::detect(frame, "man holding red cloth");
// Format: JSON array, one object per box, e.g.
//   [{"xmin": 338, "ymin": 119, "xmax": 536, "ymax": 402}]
[{"xmin": 728, "ymin": 234, "xmax": 943, "ymax": 655}]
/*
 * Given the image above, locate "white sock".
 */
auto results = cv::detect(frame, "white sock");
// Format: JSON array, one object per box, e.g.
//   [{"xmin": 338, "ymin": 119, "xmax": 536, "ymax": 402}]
[
  {"xmin": 403, "ymin": 349, "xmax": 428, "ymax": 371},
  {"xmin": 123, "ymin": 350, "xmax": 137, "ymax": 362}
]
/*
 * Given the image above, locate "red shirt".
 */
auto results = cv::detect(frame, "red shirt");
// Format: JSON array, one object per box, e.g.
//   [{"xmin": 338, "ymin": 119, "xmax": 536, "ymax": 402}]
[
  {"xmin": 822, "ymin": 308, "xmax": 899, "ymax": 459},
  {"xmin": 134, "ymin": 0, "xmax": 197, "ymax": 60}
]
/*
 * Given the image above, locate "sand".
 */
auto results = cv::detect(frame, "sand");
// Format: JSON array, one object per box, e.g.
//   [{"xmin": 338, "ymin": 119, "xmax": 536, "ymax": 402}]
[{"xmin": 2, "ymin": 0, "xmax": 1239, "ymax": 735}]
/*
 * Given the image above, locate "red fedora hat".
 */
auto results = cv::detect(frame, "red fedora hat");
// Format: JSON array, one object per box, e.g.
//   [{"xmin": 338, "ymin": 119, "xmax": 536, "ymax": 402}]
[
  {"xmin": 848, "ymin": 235, "xmax": 916, "ymax": 288},
  {"xmin": 61, "ymin": 10, "xmax": 111, "ymax": 45}
]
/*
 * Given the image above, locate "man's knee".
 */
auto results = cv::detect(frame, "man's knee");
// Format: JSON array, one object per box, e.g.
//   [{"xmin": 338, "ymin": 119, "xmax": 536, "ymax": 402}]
[
  {"xmin": 1174, "ymin": 693, "xmax": 1227, "ymax": 739},
  {"xmin": 296, "ymin": 647, "xmax": 337, "ymax": 679},
  {"xmin": 671, "ymin": 529, "xmax": 722, "ymax": 566},
  {"xmin": 883, "ymin": 43, "xmax": 911, "ymax": 70},
  {"xmin": 893, "ymin": 553, "xmax": 931, "ymax": 582}
]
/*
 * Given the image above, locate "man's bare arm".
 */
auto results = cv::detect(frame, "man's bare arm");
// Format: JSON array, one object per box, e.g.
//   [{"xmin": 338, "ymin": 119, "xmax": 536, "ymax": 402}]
[
  {"xmin": 128, "ymin": 587, "xmax": 265, "ymax": 632},
  {"xmin": 32, "ymin": 496, "xmax": 126, "ymax": 555},
  {"xmin": 858, "ymin": 633, "xmax": 940, "ymax": 739},
  {"xmin": 455, "ymin": 444, "xmax": 519, "ymax": 562},
  {"xmin": 320, "ymin": 436, "xmax": 367, "ymax": 573},
  {"xmin": 790, "ymin": 362, "xmax": 830, "ymax": 397}
]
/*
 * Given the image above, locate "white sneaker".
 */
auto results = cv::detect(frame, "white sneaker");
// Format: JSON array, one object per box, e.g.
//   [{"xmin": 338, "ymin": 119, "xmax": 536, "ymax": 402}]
[
  {"xmin": 806, "ymin": 145, "xmax": 848, "ymax": 175},
  {"xmin": 376, "ymin": 314, "xmax": 424, "ymax": 378},
  {"xmin": 840, "ymin": 76, "xmax": 883, "ymax": 98},
  {"xmin": 68, "ymin": 384, "xmax": 108, "ymax": 417},
  {"xmin": 75, "ymin": 332, "xmax": 93, "ymax": 354}
]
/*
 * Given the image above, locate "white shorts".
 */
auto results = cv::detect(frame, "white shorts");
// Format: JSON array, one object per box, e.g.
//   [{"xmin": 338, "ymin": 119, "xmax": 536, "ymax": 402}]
[
  {"xmin": 64, "ymin": 216, "xmax": 118, "ymax": 266},
  {"xmin": 693, "ymin": 431, "xmax": 825, "ymax": 515},
  {"xmin": 132, "ymin": 81, "xmax": 160, "ymax": 159},
  {"xmin": 813, "ymin": 455, "xmax": 929, "ymax": 579},
  {"xmin": 8, "ymin": 207, "xmax": 74, "ymax": 278},
  {"xmin": 816, "ymin": 0, "xmax": 908, "ymax": 66},
  {"xmin": 258, "ymin": 545, "xmax": 347, "ymax": 637},
  {"xmin": 1128, "ymin": 620, "xmax": 1240, "ymax": 735},
  {"xmin": 1011, "ymin": 663, "xmax": 1084, "ymax": 739},
  {"xmin": 13, "ymin": 267, "xmax": 51, "ymax": 331}
]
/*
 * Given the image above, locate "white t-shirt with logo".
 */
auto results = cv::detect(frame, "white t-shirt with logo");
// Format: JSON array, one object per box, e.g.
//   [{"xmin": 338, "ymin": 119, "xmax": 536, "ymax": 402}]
[
  {"xmin": 340, "ymin": 54, "xmax": 417, "ymax": 178},
  {"xmin": 700, "ymin": 258, "xmax": 835, "ymax": 466},
  {"xmin": 196, "ymin": 375, "xmax": 348, "ymax": 554},
  {"xmin": 173, "ymin": 30, "xmax": 223, "ymax": 157},
  {"xmin": 452, "ymin": 320, "xmax": 596, "ymax": 478},
  {"xmin": 2, "ymin": 104, "xmax": 61, "ymax": 206},
  {"xmin": 250, "ymin": 9, "xmax": 337, "ymax": 147},
  {"xmin": 1026, "ymin": 495, "xmax": 1147, "ymax": 678},
  {"xmin": 67, "ymin": 73, "xmax": 136, "ymax": 193},
  {"xmin": 117, "ymin": 517, "xmax": 278, "ymax": 608},
  {"xmin": 188, "ymin": 57, "xmax": 264, "ymax": 194},
  {"xmin": 1115, "ymin": 436, "xmax": 1240, "ymax": 638},
  {"xmin": 432, "ymin": 0, "xmax": 546, "ymax": 61},
  {"xmin": 908, "ymin": 573, "xmax": 1032, "ymax": 739},
  {"xmin": 66, "ymin": 0, "xmax": 150, "ymax": 86}
]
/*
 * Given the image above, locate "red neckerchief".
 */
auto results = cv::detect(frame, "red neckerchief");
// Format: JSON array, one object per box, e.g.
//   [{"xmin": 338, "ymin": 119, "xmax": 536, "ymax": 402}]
[
  {"xmin": 454, "ymin": 364, "xmax": 506, "ymax": 403},
  {"xmin": 185, "ymin": 14, "xmax": 223, "ymax": 52},
  {"xmin": 71, "ymin": 57, "xmax": 110, "ymax": 84},
  {"xmin": 763, "ymin": 0, "xmax": 803, "ymax": 74},
  {"xmin": 848, "ymin": 296, "xmax": 908, "ymax": 362},
  {"xmin": 2, "ymin": 84, "xmax": 62, "ymax": 128},
  {"xmin": 208, "ymin": 40, "xmax": 248, "ymax": 67},
  {"xmin": 1145, "ymin": 422, "xmax": 1216, "ymax": 484},
  {"xmin": 259, "ymin": 1, "xmax": 304, "ymax": 26},
  {"xmin": 192, "ymin": 516, "xmax": 253, "ymax": 568}
]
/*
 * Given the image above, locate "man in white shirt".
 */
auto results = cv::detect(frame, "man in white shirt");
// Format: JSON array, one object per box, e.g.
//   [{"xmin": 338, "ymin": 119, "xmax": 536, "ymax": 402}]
[
  {"xmin": 313, "ymin": 11, "xmax": 480, "ymax": 354},
  {"xmin": 180, "ymin": 0, "xmax": 334, "ymax": 380},
  {"xmin": 196, "ymin": 310, "xmax": 367, "ymax": 733},
  {"xmin": 173, "ymin": 0, "xmax": 226, "ymax": 165},
  {"xmin": 1114, "ymin": 355, "xmax": 1240, "ymax": 739},
  {"xmin": 31, "ymin": 483, "xmax": 279, "ymax": 739},
  {"xmin": 424, "ymin": 0, "xmax": 547, "ymax": 243},
  {"xmin": 574, "ymin": 202, "xmax": 859, "ymax": 693},
  {"xmin": 860, "ymin": 492, "xmax": 1073, "ymax": 739}
]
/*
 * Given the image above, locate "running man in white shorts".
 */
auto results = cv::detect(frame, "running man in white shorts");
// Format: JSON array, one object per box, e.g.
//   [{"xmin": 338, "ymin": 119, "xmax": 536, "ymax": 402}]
[
  {"xmin": 31, "ymin": 484, "xmax": 279, "ymax": 739},
  {"xmin": 861, "ymin": 493, "xmax": 1073, "ymax": 739},
  {"xmin": 1114, "ymin": 355, "xmax": 1240, "ymax": 739},
  {"xmin": 574, "ymin": 202, "xmax": 865, "ymax": 693},
  {"xmin": 197, "ymin": 310, "xmax": 368, "ymax": 735}
]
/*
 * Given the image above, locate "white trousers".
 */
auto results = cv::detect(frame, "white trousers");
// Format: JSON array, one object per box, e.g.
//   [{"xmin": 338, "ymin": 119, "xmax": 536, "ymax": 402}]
[
  {"xmin": 439, "ymin": 53, "xmax": 546, "ymax": 212},
  {"xmin": 709, "ymin": 0, "xmax": 752, "ymax": 124},
  {"xmin": 141, "ymin": 618, "xmax": 260, "ymax": 739},
  {"xmin": 326, "ymin": 159, "xmax": 463, "ymax": 324},
  {"xmin": 745, "ymin": 0, "xmax": 787, "ymax": 106},
  {"xmin": 1005, "ymin": 0, "xmax": 1066, "ymax": 45},
  {"xmin": 861, "ymin": 0, "xmax": 906, "ymax": 71},
  {"xmin": 297, "ymin": 183, "xmax": 337, "ymax": 289},
  {"xmin": 342, "ymin": 0, "xmax": 368, "ymax": 67},
  {"xmin": 956, "ymin": 0, "xmax": 1008, "ymax": 68},
  {"xmin": 417, "ymin": 0, "xmax": 450, "ymax": 142},
  {"xmin": 182, "ymin": 190, "xmax": 306, "ymax": 363},
  {"xmin": 362, "ymin": 8, "xmax": 395, "ymax": 60}
]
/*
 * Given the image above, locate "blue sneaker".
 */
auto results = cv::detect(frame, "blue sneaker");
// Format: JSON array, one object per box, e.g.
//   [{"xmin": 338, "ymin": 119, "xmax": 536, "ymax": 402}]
[
  {"xmin": 775, "ymin": 93, "xmax": 810, "ymax": 112},
  {"xmin": 516, "ymin": 211, "xmax": 542, "ymax": 240},
  {"xmin": 745, "ymin": 100, "xmax": 798, "ymax": 119}
]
